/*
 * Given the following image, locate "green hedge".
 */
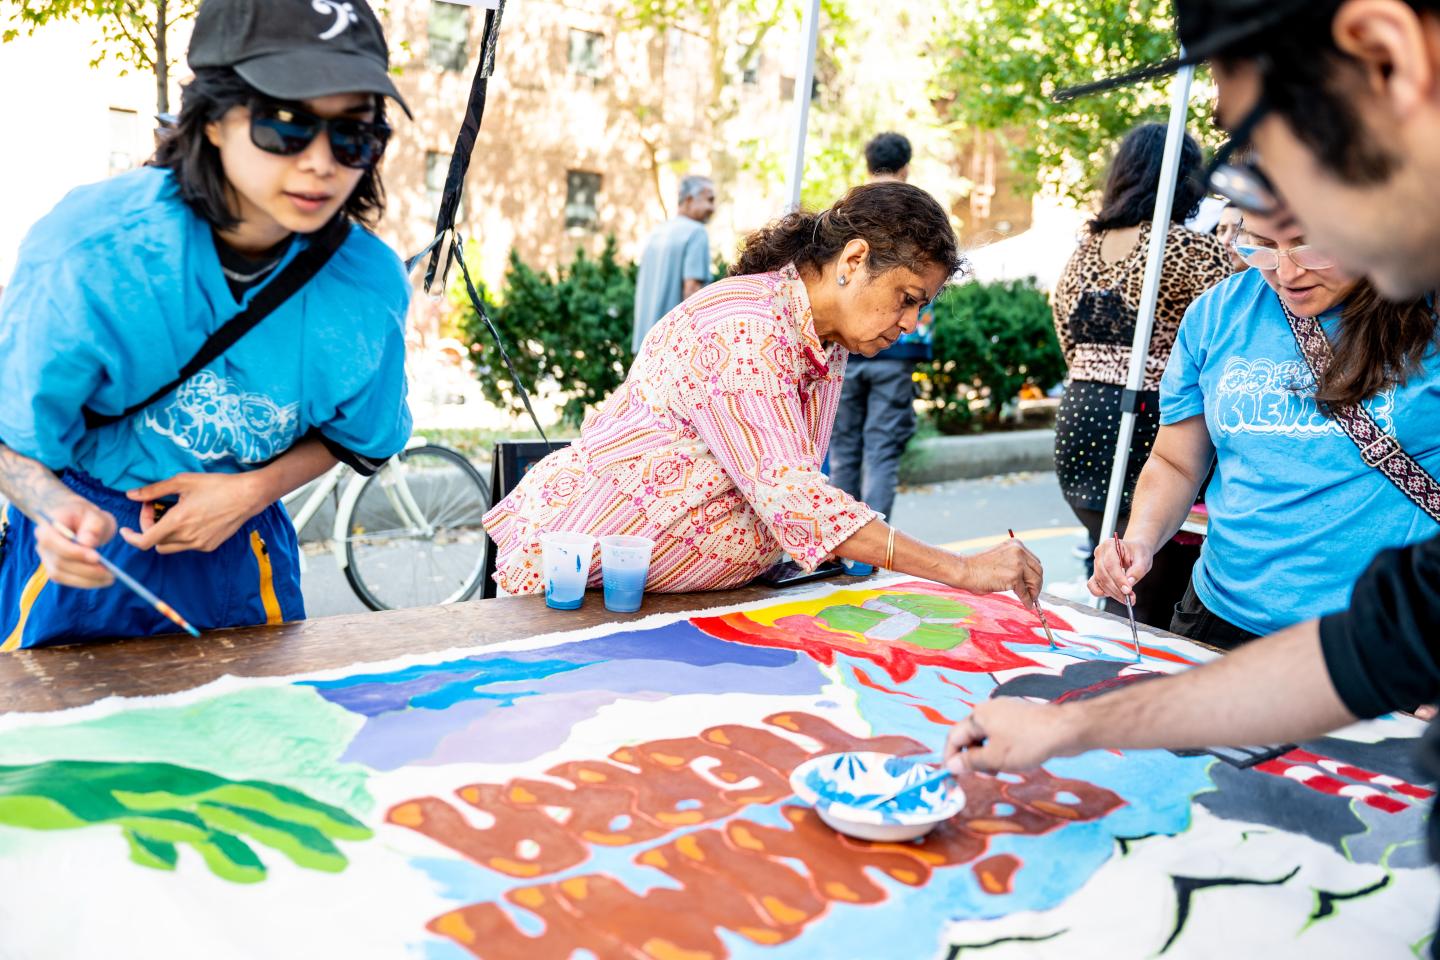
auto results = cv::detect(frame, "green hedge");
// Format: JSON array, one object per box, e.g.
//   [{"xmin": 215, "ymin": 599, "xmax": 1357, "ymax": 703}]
[
  {"xmin": 455, "ymin": 248, "xmax": 1063, "ymax": 435},
  {"xmin": 920, "ymin": 277, "xmax": 1066, "ymax": 434},
  {"xmin": 454, "ymin": 237, "xmax": 637, "ymax": 429}
]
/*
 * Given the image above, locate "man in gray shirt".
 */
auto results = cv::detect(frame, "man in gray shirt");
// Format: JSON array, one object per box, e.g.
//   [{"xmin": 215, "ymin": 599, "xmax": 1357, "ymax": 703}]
[{"xmin": 632, "ymin": 175, "xmax": 715, "ymax": 353}]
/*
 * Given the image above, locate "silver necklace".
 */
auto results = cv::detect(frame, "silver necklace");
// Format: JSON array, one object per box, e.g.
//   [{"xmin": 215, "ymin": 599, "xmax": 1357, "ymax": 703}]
[{"xmin": 221, "ymin": 258, "xmax": 282, "ymax": 284}]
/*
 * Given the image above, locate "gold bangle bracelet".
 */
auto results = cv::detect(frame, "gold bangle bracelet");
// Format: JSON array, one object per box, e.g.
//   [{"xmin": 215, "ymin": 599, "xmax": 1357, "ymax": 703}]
[{"xmin": 884, "ymin": 526, "xmax": 895, "ymax": 570}]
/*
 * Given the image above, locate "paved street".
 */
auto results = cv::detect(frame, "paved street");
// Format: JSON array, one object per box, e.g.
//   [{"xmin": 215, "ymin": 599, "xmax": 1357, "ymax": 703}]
[{"xmin": 300, "ymin": 470, "xmax": 1094, "ymax": 618}]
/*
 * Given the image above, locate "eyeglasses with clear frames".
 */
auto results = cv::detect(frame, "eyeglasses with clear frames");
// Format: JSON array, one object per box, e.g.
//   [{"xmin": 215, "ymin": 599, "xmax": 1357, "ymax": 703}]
[{"xmin": 1231, "ymin": 242, "xmax": 1335, "ymax": 271}]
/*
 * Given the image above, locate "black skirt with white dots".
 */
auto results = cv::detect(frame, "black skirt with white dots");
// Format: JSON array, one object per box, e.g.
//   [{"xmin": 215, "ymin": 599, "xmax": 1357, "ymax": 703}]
[{"xmin": 1054, "ymin": 379, "xmax": 1162, "ymax": 515}]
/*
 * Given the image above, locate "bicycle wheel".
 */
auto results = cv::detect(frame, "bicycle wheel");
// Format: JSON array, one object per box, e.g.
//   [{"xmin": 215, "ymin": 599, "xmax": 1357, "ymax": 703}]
[{"xmin": 343, "ymin": 444, "xmax": 490, "ymax": 611}]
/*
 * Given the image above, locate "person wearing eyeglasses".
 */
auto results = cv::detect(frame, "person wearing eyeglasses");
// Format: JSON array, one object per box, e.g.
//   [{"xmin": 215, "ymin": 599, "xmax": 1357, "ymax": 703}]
[
  {"xmin": 1212, "ymin": 202, "xmax": 1248, "ymax": 273},
  {"xmin": 0, "ymin": 0, "xmax": 413, "ymax": 647},
  {"xmin": 939, "ymin": 2, "xmax": 1440, "ymax": 950},
  {"xmin": 1089, "ymin": 210, "xmax": 1440, "ymax": 648}
]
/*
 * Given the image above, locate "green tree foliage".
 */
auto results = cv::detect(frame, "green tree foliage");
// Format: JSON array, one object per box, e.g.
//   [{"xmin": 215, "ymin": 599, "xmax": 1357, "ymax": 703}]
[
  {"xmin": 930, "ymin": 0, "xmax": 1215, "ymax": 202},
  {"xmin": 456, "ymin": 238, "xmax": 637, "ymax": 429},
  {"xmin": 922, "ymin": 277, "xmax": 1065, "ymax": 433},
  {"xmin": 2, "ymin": 0, "xmax": 196, "ymax": 113}
]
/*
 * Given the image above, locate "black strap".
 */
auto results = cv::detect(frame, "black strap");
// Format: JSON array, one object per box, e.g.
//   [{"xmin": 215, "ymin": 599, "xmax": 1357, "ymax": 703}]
[{"xmin": 83, "ymin": 216, "xmax": 349, "ymax": 431}]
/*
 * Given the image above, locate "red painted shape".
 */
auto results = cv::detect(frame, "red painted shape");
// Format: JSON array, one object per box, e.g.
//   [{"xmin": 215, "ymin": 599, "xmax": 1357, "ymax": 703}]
[
  {"xmin": 912, "ymin": 703, "xmax": 959, "ymax": 726},
  {"xmin": 851, "ymin": 665, "xmax": 921, "ymax": 700},
  {"xmin": 938, "ymin": 675, "xmax": 972, "ymax": 694},
  {"xmin": 1363, "ymin": 794, "xmax": 1409, "ymax": 814},
  {"xmin": 1393, "ymin": 783, "xmax": 1436, "ymax": 800},
  {"xmin": 692, "ymin": 582, "xmax": 1081, "ymax": 683}
]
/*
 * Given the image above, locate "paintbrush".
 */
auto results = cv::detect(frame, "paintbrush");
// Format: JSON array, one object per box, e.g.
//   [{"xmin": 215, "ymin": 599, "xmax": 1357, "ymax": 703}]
[
  {"xmin": 41, "ymin": 515, "xmax": 202, "ymax": 639},
  {"xmin": 1008, "ymin": 529, "xmax": 1057, "ymax": 649},
  {"xmin": 1111, "ymin": 532, "xmax": 1142, "ymax": 661},
  {"xmin": 856, "ymin": 764, "xmax": 953, "ymax": 811}
]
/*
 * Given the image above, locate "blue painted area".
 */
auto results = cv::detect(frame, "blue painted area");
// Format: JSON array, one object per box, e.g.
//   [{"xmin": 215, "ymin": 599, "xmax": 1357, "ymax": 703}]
[
  {"xmin": 421, "ymin": 936, "xmax": 483, "ymax": 960},
  {"xmin": 301, "ymin": 623, "xmax": 804, "ymax": 718}
]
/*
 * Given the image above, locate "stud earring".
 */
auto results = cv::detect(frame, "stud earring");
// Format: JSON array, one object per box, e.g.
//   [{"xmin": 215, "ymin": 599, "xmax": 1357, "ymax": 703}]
[{"xmin": 838, "ymin": 275, "xmax": 848, "ymax": 286}]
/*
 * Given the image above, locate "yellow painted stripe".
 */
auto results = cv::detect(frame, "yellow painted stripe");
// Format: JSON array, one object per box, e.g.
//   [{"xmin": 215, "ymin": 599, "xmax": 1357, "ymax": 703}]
[
  {"xmin": 2, "ymin": 563, "xmax": 50, "ymax": 652},
  {"xmin": 249, "ymin": 531, "xmax": 283, "ymax": 626},
  {"xmin": 936, "ymin": 526, "xmax": 1087, "ymax": 553}
]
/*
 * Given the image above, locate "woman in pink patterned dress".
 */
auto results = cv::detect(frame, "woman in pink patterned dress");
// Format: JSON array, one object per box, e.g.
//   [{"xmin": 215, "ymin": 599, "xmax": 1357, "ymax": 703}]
[{"xmin": 483, "ymin": 182, "xmax": 1044, "ymax": 603}]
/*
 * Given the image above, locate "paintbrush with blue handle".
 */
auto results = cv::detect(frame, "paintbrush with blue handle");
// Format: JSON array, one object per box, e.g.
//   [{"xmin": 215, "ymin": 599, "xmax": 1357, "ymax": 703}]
[{"xmin": 41, "ymin": 514, "xmax": 202, "ymax": 638}]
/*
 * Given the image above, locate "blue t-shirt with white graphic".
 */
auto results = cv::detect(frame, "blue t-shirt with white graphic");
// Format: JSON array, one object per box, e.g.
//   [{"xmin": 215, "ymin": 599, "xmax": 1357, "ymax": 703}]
[
  {"xmin": 0, "ymin": 166, "xmax": 412, "ymax": 493},
  {"xmin": 1161, "ymin": 268, "xmax": 1440, "ymax": 635}
]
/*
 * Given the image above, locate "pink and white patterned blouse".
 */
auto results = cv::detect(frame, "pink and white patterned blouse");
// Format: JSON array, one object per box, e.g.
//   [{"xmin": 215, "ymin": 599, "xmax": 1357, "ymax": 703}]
[{"xmin": 482, "ymin": 263, "xmax": 877, "ymax": 595}]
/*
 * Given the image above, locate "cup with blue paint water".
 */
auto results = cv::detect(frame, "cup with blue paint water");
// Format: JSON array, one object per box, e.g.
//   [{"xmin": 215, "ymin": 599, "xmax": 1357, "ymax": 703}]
[
  {"xmin": 599, "ymin": 535, "xmax": 655, "ymax": 613},
  {"xmin": 540, "ymin": 532, "xmax": 596, "ymax": 610}
]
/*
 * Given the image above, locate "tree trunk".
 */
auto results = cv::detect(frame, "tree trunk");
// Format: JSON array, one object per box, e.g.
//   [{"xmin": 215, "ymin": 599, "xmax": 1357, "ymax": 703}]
[{"xmin": 155, "ymin": 0, "xmax": 169, "ymax": 115}]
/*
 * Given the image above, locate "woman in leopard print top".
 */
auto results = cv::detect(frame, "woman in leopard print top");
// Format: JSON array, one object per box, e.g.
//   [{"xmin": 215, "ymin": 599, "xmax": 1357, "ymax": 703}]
[{"xmin": 1051, "ymin": 123, "xmax": 1231, "ymax": 627}]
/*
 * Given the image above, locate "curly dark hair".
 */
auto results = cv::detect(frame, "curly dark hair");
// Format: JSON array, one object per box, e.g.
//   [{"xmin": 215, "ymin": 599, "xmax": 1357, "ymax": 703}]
[
  {"xmin": 864, "ymin": 132, "xmax": 912, "ymax": 176},
  {"xmin": 730, "ymin": 181, "xmax": 966, "ymax": 283},
  {"xmin": 1089, "ymin": 123, "xmax": 1207, "ymax": 233},
  {"xmin": 150, "ymin": 67, "xmax": 387, "ymax": 230}
]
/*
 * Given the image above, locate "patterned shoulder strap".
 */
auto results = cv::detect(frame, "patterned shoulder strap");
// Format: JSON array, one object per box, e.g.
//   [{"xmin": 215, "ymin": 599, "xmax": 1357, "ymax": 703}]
[{"xmin": 1279, "ymin": 299, "xmax": 1440, "ymax": 525}]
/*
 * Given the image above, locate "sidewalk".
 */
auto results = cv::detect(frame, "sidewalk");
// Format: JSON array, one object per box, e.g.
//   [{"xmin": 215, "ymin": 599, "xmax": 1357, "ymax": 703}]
[{"xmin": 899, "ymin": 428, "xmax": 1054, "ymax": 485}]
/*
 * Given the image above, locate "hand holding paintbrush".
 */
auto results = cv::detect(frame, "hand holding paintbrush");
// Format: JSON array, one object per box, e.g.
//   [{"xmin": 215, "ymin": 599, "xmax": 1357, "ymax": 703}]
[
  {"xmin": 40, "ymin": 514, "xmax": 202, "ymax": 638},
  {"xmin": 1008, "ymin": 529, "xmax": 1057, "ymax": 649}
]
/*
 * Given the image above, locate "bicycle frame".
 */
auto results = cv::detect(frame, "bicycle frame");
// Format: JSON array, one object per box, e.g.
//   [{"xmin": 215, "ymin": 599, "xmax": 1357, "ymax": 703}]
[{"xmin": 282, "ymin": 436, "xmax": 432, "ymax": 573}]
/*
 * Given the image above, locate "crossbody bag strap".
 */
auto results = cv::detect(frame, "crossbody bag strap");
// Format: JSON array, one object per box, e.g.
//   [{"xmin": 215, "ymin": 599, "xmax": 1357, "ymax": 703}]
[
  {"xmin": 1279, "ymin": 299, "xmax": 1440, "ymax": 525},
  {"xmin": 82, "ymin": 216, "xmax": 350, "ymax": 431}
]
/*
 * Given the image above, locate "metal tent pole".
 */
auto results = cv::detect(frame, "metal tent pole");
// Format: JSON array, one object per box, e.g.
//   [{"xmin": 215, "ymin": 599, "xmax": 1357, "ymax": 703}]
[
  {"xmin": 1093, "ymin": 57, "xmax": 1196, "ymax": 605},
  {"xmin": 782, "ymin": 0, "xmax": 822, "ymax": 211}
]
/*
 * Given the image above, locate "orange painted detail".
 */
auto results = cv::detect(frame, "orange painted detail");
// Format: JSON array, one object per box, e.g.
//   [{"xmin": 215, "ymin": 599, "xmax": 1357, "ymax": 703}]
[
  {"xmin": 911, "ymin": 703, "xmax": 960, "ymax": 726},
  {"xmin": 413, "ymin": 712, "xmax": 1124, "ymax": 960},
  {"xmin": 974, "ymin": 854, "xmax": 1021, "ymax": 894},
  {"xmin": 850, "ymin": 665, "xmax": 920, "ymax": 700}
]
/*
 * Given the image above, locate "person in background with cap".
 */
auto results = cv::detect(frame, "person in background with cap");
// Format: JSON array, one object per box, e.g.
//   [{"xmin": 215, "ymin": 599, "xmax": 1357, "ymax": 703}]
[
  {"xmin": 0, "ymin": 0, "xmax": 414, "ymax": 647},
  {"xmin": 940, "ymin": 0, "xmax": 1440, "ymax": 950}
]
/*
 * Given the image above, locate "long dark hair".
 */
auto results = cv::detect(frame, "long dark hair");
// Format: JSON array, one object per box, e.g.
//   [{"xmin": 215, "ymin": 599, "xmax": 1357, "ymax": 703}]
[
  {"xmin": 150, "ymin": 67, "xmax": 387, "ymax": 230},
  {"xmin": 731, "ymin": 182, "xmax": 966, "ymax": 281},
  {"xmin": 1320, "ymin": 280, "xmax": 1439, "ymax": 409},
  {"xmin": 1089, "ymin": 123, "xmax": 1206, "ymax": 233}
]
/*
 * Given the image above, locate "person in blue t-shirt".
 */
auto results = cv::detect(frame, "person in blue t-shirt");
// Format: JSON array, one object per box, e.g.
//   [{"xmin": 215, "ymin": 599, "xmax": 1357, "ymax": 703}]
[
  {"xmin": 0, "ymin": 0, "xmax": 414, "ymax": 648},
  {"xmin": 1089, "ymin": 210, "xmax": 1440, "ymax": 648}
]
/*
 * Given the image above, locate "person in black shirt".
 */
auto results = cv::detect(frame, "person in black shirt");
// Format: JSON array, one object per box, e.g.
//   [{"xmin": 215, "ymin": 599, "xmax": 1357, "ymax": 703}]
[{"xmin": 941, "ymin": 0, "xmax": 1440, "ymax": 951}]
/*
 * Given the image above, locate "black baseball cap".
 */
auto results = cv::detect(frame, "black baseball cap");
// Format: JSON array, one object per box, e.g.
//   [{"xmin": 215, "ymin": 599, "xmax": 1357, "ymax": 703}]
[
  {"xmin": 188, "ymin": 0, "xmax": 413, "ymax": 118},
  {"xmin": 1054, "ymin": 0, "xmax": 1331, "ymax": 102}
]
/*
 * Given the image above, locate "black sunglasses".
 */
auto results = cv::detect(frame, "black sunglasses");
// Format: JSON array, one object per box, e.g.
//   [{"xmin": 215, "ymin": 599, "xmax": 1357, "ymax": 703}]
[
  {"xmin": 248, "ymin": 100, "xmax": 391, "ymax": 170},
  {"xmin": 1200, "ymin": 96, "xmax": 1282, "ymax": 216}
]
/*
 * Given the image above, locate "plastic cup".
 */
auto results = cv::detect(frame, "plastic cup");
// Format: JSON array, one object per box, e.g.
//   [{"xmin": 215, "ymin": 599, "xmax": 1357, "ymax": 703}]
[
  {"xmin": 540, "ymin": 532, "xmax": 596, "ymax": 610},
  {"xmin": 600, "ymin": 535, "xmax": 655, "ymax": 613}
]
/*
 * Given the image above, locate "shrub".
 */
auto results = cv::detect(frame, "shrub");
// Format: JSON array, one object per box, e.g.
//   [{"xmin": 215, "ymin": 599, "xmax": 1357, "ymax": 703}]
[
  {"xmin": 455, "ymin": 236, "xmax": 637, "ymax": 428},
  {"xmin": 920, "ymin": 277, "xmax": 1065, "ymax": 434}
]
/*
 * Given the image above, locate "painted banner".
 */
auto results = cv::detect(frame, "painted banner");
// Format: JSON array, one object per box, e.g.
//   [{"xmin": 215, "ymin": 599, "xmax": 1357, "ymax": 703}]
[{"xmin": 0, "ymin": 578, "xmax": 1433, "ymax": 958}]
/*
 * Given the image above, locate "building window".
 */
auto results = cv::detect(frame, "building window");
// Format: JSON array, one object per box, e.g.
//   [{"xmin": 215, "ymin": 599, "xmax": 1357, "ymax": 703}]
[
  {"xmin": 564, "ymin": 170, "xmax": 601, "ymax": 231},
  {"xmin": 428, "ymin": 0, "xmax": 470, "ymax": 72},
  {"xmin": 425, "ymin": 151, "xmax": 462, "ymax": 222},
  {"xmin": 779, "ymin": 75, "xmax": 795, "ymax": 101},
  {"xmin": 108, "ymin": 107, "xmax": 139, "ymax": 176},
  {"xmin": 741, "ymin": 50, "xmax": 761, "ymax": 85},
  {"xmin": 568, "ymin": 28, "xmax": 605, "ymax": 78}
]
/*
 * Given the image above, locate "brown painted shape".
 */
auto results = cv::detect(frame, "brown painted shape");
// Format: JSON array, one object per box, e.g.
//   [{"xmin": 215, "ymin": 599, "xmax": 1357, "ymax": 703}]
[
  {"xmin": 637, "ymin": 827, "xmax": 826, "ymax": 944},
  {"xmin": 384, "ymin": 791, "xmax": 589, "ymax": 878},
  {"xmin": 973, "ymin": 853, "xmax": 1021, "ymax": 895}
]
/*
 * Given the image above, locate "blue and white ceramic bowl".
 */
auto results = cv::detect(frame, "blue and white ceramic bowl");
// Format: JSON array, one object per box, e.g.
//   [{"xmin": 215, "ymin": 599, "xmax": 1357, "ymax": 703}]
[{"xmin": 789, "ymin": 751, "xmax": 966, "ymax": 841}]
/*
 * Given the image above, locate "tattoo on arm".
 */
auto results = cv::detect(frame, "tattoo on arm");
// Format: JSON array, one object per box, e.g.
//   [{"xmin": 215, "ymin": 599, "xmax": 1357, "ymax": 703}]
[{"xmin": 0, "ymin": 444, "xmax": 72, "ymax": 521}]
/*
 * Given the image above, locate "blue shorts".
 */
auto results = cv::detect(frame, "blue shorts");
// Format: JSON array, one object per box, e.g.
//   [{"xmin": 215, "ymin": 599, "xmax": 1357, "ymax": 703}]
[{"xmin": 0, "ymin": 471, "xmax": 305, "ymax": 649}]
